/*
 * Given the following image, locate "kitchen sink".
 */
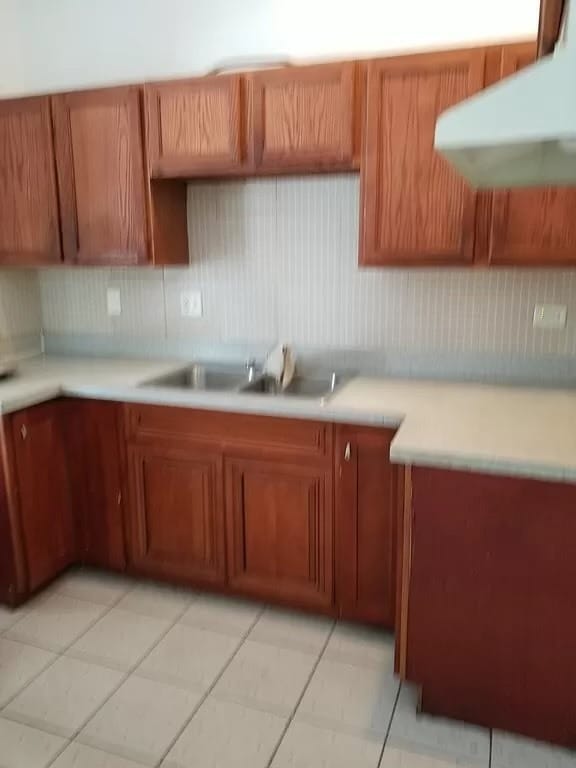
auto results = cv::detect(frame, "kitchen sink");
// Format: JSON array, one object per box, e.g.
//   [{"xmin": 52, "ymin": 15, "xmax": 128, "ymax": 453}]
[
  {"xmin": 142, "ymin": 364, "xmax": 251, "ymax": 392},
  {"xmin": 240, "ymin": 373, "xmax": 344, "ymax": 399}
]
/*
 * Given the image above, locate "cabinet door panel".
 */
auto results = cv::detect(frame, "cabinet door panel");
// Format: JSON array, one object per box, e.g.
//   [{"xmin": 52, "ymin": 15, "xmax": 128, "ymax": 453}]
[
  {"xmin": 361, "ymin": 49, "xmax": 485, "ymax": 266},
  {"xmin": 250, "ymin": 63, "xmax": 356, "ymax": 170},
  {"xmin": 10, "ymin": 402, "xmax": 76, "ymax": 592},
  {"xmin": 127, "ymin": 446, "xmax": 226, "ymax": 585},
  {"xmin": 0, "ymin": 97, "xmax": 61, "ymax": 265},
  {"xmin": 335, "ymin": 426, "xmax": 399, "ymax": 627},
  {"xmin": 146, "ymin": 75, "xmax": 243, "ymax": 175},
  {"xmin": 489, "ymin": 46, "xmax": 576, "ymax": 265},
  {"xmin": 226, "ymin": 458, "xmax": 333, "ymax": 609},
  {"xmin": 53, "ymin": 87, "xmax": 149, "ymax": 265}
]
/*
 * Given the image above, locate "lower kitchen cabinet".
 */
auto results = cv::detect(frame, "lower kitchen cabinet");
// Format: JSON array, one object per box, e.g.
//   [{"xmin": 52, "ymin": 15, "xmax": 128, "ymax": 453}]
[
  {"xmin": 126, "ymin": 444, "xmax": 226, "ymax": 586},
  {"xmin": 335, "ymin": 425, "xmax": 400, "ymax": 627},
  {"xmin": 9, "ymin": 401, "xmax": 76, "ymax": 593},
  {"xmin": 225, "ymin": 457, "xmax": 333, "ymax": 610}
]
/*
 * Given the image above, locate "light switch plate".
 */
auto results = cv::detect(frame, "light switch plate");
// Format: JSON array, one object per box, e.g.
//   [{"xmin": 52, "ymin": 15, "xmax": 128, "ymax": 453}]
[
  {"xmin": 106, "ymin": 287, "xmax": 122, "ymax": 316},
  {"xmin": 180, "ymin": 290, "xmax": 202, "ymax": 318},
  {"xmin": 533, "ymin": 304, "xmax": 567, "ymax": 330}
]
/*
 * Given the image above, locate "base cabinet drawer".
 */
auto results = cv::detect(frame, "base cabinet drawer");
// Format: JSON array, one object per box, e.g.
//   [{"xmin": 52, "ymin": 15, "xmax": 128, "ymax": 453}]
[
  {"xmin": 225, "ymin": 457, "xmax": 333, "ymax": 610},
  {"xmin": 126, "ymin": 445, "xmax": 226, "ymax": 586}
]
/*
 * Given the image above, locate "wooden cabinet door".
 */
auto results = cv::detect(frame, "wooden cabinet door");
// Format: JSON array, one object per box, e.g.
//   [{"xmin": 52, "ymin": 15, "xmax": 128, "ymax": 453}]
[
  {"xmin": 63, "ymin": 400, "xmax": 126, "ymax": 571},
  {"xmin": 52, "ymin": 86, "xmax": 149, "ymax": 265},
  {"xmin": 249, "ymin": 63, "xmax": 357, "ymax": 171},
  {"xmin": 489, "ymin": 45, "xmax": 576, "ymax": 265},
  {"xmin": 127, "ymin": 444, "xmax": 226, "ymax": 585},
  {"xmin": 361, "ymin": 49, "xmax": 486, "ymax": 266},
  {"xmin": 10, "ymin": 402, "xmax": 76, "ymax": 592},
  {"xmin": 335, "ymin": 426, "xmax": 399, "ymax": 627},
  {"xmin": 146, "ymin": 75, "xmax": 244, "ymax": 176},
  {"xmin": 0, "ymin": 97, "xmax": 62, "ymax": 265},
  {"xmin": 225, "ymin": 457, "xmax": 333, "ymax": 609}
]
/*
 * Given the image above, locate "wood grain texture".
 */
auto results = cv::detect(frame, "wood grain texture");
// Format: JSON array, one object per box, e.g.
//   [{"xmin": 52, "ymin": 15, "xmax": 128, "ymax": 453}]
[
  {"xmin": 360, "ymin": 48, "xmax": 486, "ymax": 266},
  {"xmin": 148, "ymin": 179, "xmax": 189, "ymax": 265},
  {"xmin": 52, "ymin": 86, "xmax": 149, "ymax": 265},
  {"xmin": 0, "ymin": 97, "xmax": 62, "ymax": 265},
  {"xmin": 335, "ymin": 425, "xmax": 398, "ymax": 627},
  {"xmin": 62, "ymin": 400, "xmax": 126, "ymax": 572},
  {"xmin": 225, "ymin": 457, "xmax": 333, "ymax": 608},
  {"xmin": 249, "ymin": 62, "xmax": 357, "ymax": 170},
  {"xmin": 146, "ymin": 75, "xmax": 243, "ymax": 176},
  {"xmin": 127, "ymin": 444, "xmax": 226, "ymax": 586},
  {"xmin": 406, "ymin": 467, "xmax": 576, "ymax": 748},
  {"xmin": 0, "ymin": 418, "xmax": 27, "ymax": 605},
  {"xmin": 9, "ymin": 402, "xmax": 76, "ymax": 593},
  {"xmin": 538, "ymin": 0, "xmax": 566, "ymax": 56},
  {"xmin": 488, "ymin": 44, "xmax": 576, "ymax": 266}
]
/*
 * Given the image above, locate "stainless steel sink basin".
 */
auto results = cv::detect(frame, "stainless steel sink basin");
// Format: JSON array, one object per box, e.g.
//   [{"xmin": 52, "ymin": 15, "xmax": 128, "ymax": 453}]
[
  {"xmin": 142, "ymin": 364, "xmax": 251, "ymax": 392},
  {"xmin": 240, "ymin": 373, "xmax": 344, "ymax": 399}
]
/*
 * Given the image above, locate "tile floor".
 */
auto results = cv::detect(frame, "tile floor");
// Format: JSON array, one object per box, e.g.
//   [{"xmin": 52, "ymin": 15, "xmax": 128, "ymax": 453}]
[{"xmin": 0, "ymin": 569, "xmax": 575, "ymax": 767}]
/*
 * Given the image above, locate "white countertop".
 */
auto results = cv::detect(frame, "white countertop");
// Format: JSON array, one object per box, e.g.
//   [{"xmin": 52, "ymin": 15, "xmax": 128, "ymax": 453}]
[{"xmin": 2, "ymin": 356, "xmax": 576, "ymax": 483}]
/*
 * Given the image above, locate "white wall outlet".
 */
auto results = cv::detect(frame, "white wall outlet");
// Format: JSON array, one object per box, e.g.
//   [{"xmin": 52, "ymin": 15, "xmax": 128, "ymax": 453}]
[
  {"xmin": 180, "ymin": 290, "xmax": 203, "ymax": 318},
  {"xmin": 106, "ymin": 287, "xmax": 122, "ymax": 316},
  {"xmin": 533, "ymin": 304, "xmax": 567, "ymax": 330}
]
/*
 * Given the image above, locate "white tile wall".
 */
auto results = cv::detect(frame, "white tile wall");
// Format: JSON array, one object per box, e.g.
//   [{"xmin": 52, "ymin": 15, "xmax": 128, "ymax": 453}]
[
  {"xmin": 38, "ymin": 175, "xmax": 576, "ymax": 358},
  {"xmin": 0, "ymin": 270, "xmax": 42, "ymax": 358}
]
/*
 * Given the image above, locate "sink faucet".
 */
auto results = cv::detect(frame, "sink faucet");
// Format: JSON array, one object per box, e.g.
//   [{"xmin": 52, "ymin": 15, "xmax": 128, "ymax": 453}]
[{"xmin": 245, "ymin": 358, "xmax": 258, "ymax": 382}]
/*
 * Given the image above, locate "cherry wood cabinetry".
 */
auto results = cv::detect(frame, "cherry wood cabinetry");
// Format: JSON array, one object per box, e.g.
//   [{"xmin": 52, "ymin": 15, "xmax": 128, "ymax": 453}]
[
  {"xmin": 226, "ymin": 457, "xmax": 333, "ymax": 609},
  {"xmin": 488, "ymin": 45, "xmax": 576, "ymax": 265},
  {"xmin": 538, "ymin": 0, "xmax": 566, "ymax": 56},
  {"xmin": 127, "ymin": 444, "xmax": 226, "ymax": 586},
  {"xmin": 9, "ymin": 402, "xmax": 76, "ymax": 593},
  {"xmin": 0, "ymin": 97, "xmax": 62, "ymax": 265},
  {"xmin": 361, "ymin": 48, "xmax": 486, "ymax": 266},
  {"xmin": 249, "ymin": 62, "xmax": 358, "ymax": 172},
  {"xmin": 146, "ymin": 75, "xmax": 244, "ymax": 176},
  {"xmin": 335, "ymin": 425, "xmax": 399, "ymax": 627},
  {"xmin": 63, "ymin": 400, "xmax": 126, "ymax": 571}
]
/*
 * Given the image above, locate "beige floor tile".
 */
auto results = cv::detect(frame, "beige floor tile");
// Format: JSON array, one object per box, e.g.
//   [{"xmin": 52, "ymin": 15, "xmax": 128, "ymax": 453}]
[
  {"xmin": 3, "ymin": 656, "xmax": 124, "ymax": 738},
  {"xmin": 51, "ymin": 742, "xmax": 149, "ymax": 768},
  {"xmin": 248, "ymin": 607, "xmax": 333, "ymax": 654},
  {"xmin": 115, "ymin": 584, "xmax": 192, "ymax": 622},
  {"xmin": 5, "ymin": 593, "xmax": 107, "ymax": 652},
  {"xmin": 0, "ymin": 716, "xmax": 67, "ymax": 768},
  {"xmin": 213, "ymin": 640, "xmax": 317, "ymax": 717},
  {"xmin": 388, "ymin": 686, "xmax": 489, "ymax": 767},
  {"xmin": 491, "ymin": 730, "xmax": 576, "ymax": 768},
  {"xmin": 162, "ymin": 696, "xmax": 286, "ymax": 768},
  {"xmin": 137, "ymin": 623, "xmax": 240, "ymax": 692},
  {"xmin": 0, "ymin": 638, "xmax": 55, "ymax": 707},
  {"xmin": 380, "ymin": 745, "xmax": 481, "ymax": 768},
  {"xmin": 179, "ymin": 594, "xmax": 261, "ymax": 637},
  {"xmin": 51, "ymin": 570, "xmax": 131, "ymax": 607},
  {"xmin": 324, "ymin": 622, "xmax": 396, "ymax": 669},
  {"xmin": 67, "ymin": 609, "xmax": 171, "ymax": 671},
  {"xmin": 296, "ymin": 658, "xmax": 398, "ymax": 738},
  {"xmin": 0, "ymin": 605, "xmax": 28, "ymax": 633},
  {"xmin": 79, "ymin": 675, "xmax": 201, "ymax": 767},
  {"xmin": 272, "ymin": 720, "xmax": 383, "ymax": 768}
]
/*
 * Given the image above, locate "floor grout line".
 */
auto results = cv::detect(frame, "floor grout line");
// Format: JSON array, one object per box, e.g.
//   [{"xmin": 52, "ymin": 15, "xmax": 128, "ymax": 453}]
[
  {"xmin": 377, "ymin": 682, "xmax": 402, "ymax": 768},
  {"xmin": 264, "ymin": 618, "xmax": 337, "ymax": 768},
  {"xmin": 489, "ymin": 728, "xmax": 493, "ymax": 768}
]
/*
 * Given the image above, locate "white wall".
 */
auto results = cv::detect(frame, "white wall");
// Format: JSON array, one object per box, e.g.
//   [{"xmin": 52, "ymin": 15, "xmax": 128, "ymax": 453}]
[{"xmin": 0, "ymin": 0, "xmax": 540, "ymax": 97}]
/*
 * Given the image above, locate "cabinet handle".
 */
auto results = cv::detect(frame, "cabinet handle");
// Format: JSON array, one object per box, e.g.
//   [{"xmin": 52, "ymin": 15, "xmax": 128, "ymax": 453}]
[
  {"xmin": 117, "ymin": 490, "xmax": 122, "ymax": 507},
  {"xmin": 20, "ymin": 425, "xmax": 27, "ymax": 441},
  {"xmin": 344, "ymin": 442, "xmax": 351, "ymax": 462}
]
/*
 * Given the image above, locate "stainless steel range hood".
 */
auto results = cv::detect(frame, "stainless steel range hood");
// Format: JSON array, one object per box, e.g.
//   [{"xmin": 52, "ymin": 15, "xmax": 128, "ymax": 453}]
[{"xmin": 435, "ymin": 1, "xmax": 576, "ymax": 188}]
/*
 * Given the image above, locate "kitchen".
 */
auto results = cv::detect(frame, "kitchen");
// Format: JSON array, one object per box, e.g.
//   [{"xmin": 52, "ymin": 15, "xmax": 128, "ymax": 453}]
[{"xmin": 1, "ymin": 0, "xmax": 575, "ymax": 766}]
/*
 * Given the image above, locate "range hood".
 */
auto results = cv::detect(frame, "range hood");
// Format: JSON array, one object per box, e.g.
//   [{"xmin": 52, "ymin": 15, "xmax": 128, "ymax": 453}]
[{"xmin": 435, "ymin": 1, "xmax": 576, "ymax": 188}]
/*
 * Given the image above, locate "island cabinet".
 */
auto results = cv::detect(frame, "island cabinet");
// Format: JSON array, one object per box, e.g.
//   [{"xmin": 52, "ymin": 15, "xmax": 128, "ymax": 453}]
[
  {"xmin": 399, "ymin": 466, "xmax": 576, "ymax": 749},
  {"xmin": 0, "ymin": 96, "xmax": 62, "ymax": 265},
  {"xmin": 335, "ymin": 425, "xmax": 399, "ymax": 627}
]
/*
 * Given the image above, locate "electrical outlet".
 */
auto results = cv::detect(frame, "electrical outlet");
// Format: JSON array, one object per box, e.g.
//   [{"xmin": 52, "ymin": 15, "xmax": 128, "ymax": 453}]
[
  {"xmin": 106, "ymin": 287, "xmax": 121, "ymax": 316},
  {"xmin": 180, "ymin": 290, "xmax": 202, "ymax": 318},
  {"xmin": 533, "ymin": 304, "xmax": 567, "ymax": 330}
]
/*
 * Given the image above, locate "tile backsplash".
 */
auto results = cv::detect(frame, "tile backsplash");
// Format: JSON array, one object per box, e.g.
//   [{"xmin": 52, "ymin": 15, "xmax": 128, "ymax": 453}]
[
  {"xmin": 39, "ymin": 175, "xmax": 576, "ymax": 365},
  {"xmin": 0, "ymin": 271, "xmax": 42, "ymax": 360}
]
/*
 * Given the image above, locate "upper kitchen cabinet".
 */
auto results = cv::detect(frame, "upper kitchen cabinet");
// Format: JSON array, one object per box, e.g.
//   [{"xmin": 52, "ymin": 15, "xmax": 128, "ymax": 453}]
[
  {"xmin": 488, "ymin": 44, "xmax": 576, "ymax": 266},
  {"xmin": 146, "ymin": 74, "xmax": 245, "ymax": 176},
  {"xmin": 360, "ymin": 48, "xmax": 486, "ymax": 266},
  {"xmin": 52, "ymin": 86, "xmax": 188, "ymax": 266},
  {"xmin": 538, "ymin": 0, "xmax": 566, "ymax": 56},
  {"xmin": 0, "ymin": 97, "xmax": 62, "ymax": 265},
  {"xmin": 248, "ymin": 62, "xmax": 359, "ymax": 172}
]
